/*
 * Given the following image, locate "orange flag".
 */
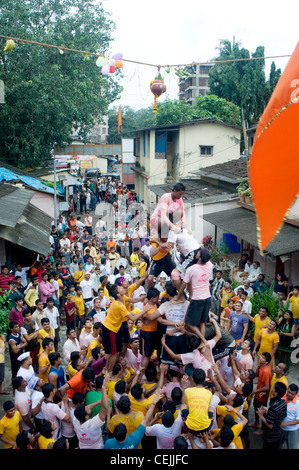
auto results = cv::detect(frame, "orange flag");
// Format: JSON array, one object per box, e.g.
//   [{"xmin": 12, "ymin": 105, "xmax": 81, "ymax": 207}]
[
  {"xmin": 249, "ymin": 41, "xmax": 299, "ymax": 253},
  {"xmin": 117, "ymin": 105, "xmax": 122, "ymax": 134}
]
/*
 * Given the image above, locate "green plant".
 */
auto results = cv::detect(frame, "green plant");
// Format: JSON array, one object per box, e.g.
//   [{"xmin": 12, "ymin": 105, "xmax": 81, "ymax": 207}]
[
  {"xmin": 0, "ymin": 294, "xmax": 13, "ymax": 335},
  {"xmin": 249, "ymin": 281, "xmax": 281, "ymax": 321}
]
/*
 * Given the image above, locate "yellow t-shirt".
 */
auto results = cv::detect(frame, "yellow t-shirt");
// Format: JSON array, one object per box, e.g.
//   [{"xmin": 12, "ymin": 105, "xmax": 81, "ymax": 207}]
[
  {"xmin": 68, "ymin": 363, "xmax": 78, "ymax": 380},
  {"xmin": 39, "ymin": 328, "xmax": 55, "ymax": 353},
  {"xmin": 0, "ymin": 411, "xmax": 22, "ymax": 449},
  {"xmin": 213, "ymin": 422, "xmax": 244, "ymax": 449},
  {"xmin": 74, "ymin": 295, "xmax": 85, "ymax": 317},
  {"xmin": 74, "ymin": 270, "xmax": 85, "ymax": 284},
  {"xmin": 128, "ymin": 392, "xmax": 155, "ymax": 416},
  {"xmin": 185, "ymin": 387, "xmax": 212, "ymax": 431},
  {"xmin": 108, "ymin": 411, "xmax": 144, "ymax": 435},
  {"xmin": 290, "ymin": 295, "xmax": 299, "ymax": 319},
  {"xmin": 86, "ymin": 338, "xmax": 102, "ymax": 359},
  {"xmin": 270, "ymin": 373, "xmax": 289, "ymax": 399},
  {"xmin": 103, "ymin": 300, "xmax": 130, "ymax": 333},
  {"xmin": 38, "ymin": 352, "xmax": 51, "ymax": 382},
  {"xmin": 124, "ymin": 284, "xmax": 137, "ymax": 311},
  {"xmin": 220, "ymin": 290, "xmax": 234, "ymax": 309},
  {"xmin": 259, "ymin": 329, "xmax": 280, "ymax": 355},
  {"xmin": 0, "ymin": 338, "xmax": 5, "ymax": 364},
  {"xmin": 57, "ymin": 278, "xmax": 63, "ymax": 298},
  {"xmin": 107, "ymin": 379, "xmax": 119, "ymax": 400},
  {"xmin": 253, "ymin": 315, "xmax": 271, "ymax": 342},
  {"xmin": 130, "ymin": 253, "xmax": 140, "ymax": 266},
  {"xmin": 139, "ymin": 262, "xmax": 147, "ymax": 277},
  {"xmin": 38, "ymin": 435, "xmax": 55, "ymax": 449}
]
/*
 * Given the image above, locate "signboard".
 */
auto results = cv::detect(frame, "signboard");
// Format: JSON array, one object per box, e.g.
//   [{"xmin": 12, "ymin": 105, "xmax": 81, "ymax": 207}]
[
  {"xmin": 81, "ymin": 161, "xmax": 92, "ymax": 168},
  {"xmin": 54, "ymin": 155, "xmax": 72, "ymax": 168}
]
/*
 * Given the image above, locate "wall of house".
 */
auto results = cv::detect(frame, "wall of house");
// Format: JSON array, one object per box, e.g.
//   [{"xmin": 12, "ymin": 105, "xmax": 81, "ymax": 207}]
[
  {"xmin": 185, "ymin": 199, "xmax": 240, "ymax": 246},
  {"xmin": 30, "ymin": 192, "xmax": 57, "ymax": 221},
  {"xmin": 175, "ymin": 122, "xmax": 240, "ymax": 179}
]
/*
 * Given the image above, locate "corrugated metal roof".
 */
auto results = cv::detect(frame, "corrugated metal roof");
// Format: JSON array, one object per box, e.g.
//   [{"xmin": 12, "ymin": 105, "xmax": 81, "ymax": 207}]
[
  {"xmin": 203, "ymin": 207, "xmax": 299, "ymax": 256},
  {"xmin": 0, "ymin": 183, "xmax": 52, "ymax": 255},
  {"xmin": 0, "ymin": 167, "xmax": 55, "ymax": 194},
  {"xmin": 0, "ymin": 184, "xmax": 34, "ymax": 227}
]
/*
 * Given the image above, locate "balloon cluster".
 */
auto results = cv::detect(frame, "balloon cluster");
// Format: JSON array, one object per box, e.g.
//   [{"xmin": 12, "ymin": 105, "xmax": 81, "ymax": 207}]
[{"xmin": 96, "ymin": 52, "xmax": 123, "ymax": 75}]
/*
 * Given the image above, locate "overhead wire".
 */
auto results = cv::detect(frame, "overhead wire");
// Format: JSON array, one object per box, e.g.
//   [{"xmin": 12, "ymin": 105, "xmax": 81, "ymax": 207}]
[{"xmin": 0, "ymin": 34, "xmax": 292, "ymax": 68}]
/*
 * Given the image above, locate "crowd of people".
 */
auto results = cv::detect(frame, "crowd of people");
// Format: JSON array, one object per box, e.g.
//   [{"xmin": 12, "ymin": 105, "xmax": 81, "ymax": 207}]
[{"xmin": 0, "ymin": 177, "xmax": 298, "ymax": 451}]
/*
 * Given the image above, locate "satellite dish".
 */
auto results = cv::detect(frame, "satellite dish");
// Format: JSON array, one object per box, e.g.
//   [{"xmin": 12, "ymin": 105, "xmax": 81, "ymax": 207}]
[{"xmin": 116, "ymin": 258, "xmax": 128, "ymax": 269}]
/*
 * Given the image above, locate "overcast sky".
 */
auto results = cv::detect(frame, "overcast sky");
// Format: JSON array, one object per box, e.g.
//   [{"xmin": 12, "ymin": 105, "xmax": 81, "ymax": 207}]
[{"xmin": 100, "ymin": 0, "xmax": 299, "ymax": 110}]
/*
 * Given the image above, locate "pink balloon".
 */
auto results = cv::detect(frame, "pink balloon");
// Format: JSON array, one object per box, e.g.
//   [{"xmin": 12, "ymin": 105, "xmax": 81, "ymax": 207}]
[
  {"xmin": 112, "ymin": 52, "xmax": 123, "ymax": 60},
  {"xmin": 101, "ymin": 64, "xmax": 110, "ymax": 75}
]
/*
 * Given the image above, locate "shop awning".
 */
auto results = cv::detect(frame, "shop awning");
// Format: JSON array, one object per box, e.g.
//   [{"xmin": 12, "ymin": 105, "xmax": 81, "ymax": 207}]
[{"xmin": 203, "ymin": 207, "xmax": 299, "ymax": 256}]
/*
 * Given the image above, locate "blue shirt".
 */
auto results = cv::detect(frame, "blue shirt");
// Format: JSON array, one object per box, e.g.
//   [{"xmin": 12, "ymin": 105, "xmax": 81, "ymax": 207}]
[{"xmin": 104, "ymin": 424, "xmax": 145, "ymax": 449}]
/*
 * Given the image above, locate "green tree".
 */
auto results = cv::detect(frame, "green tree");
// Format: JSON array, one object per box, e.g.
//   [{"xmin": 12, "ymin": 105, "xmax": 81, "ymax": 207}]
[
  {"xmin": 192, "ymin": 95, "xmax": 241, "ymax": 127},
  {"xmin": 0, "ymin": 0, "xmax": 122, "ymax": 168},
  {"xmin": 155, "ymin": 98, "xmax": 193, "ymax": 125},
  {"xmin": 107, "ymin": 105, "xmax": 156, "ymax": 144},
  {"xmin": 208, "ymin": 38, "xmax": 281, "ymax": 125}
]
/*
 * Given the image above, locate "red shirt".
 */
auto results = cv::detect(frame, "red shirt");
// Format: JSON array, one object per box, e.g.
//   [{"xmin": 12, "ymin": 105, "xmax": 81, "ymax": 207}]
[
  {"xmin": 0, "ymin": 273, "xmax": 15, "ymax": 295},
  {"xmin": 64, "ymin": 301, "xmax": 76, "ymax": 324}
]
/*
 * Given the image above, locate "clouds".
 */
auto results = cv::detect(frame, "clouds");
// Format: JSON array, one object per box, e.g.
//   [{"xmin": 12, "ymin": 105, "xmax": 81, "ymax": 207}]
[{"xmin": 101, "ymin": 0, "xmax": 299, "ymax": 109}]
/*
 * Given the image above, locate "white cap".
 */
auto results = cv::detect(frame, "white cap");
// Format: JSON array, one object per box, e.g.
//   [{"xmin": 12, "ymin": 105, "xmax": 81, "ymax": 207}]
[{"xmin": 17, "ymin": 352, "xmax": 30, "ymax": 362}]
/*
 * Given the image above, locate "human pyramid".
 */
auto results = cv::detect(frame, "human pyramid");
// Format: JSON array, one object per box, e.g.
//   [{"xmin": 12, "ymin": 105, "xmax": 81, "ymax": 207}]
[{"xmin": 0, "ymin": 181, "xmax": 298, "ymax": 450}]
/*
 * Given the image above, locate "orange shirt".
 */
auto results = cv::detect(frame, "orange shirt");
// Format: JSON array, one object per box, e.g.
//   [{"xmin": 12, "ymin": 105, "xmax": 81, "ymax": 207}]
[
  {"xmin": 151, "ymin": 242, "xmax": 168, "ymax": 261},
  {"xmin": 141, "ymin": 305, "xmax": 158, "ymax": 332},
  {"xmin": 107, "ymin": 240, "xmax": 117, "ymax": 252},
  {"xmin": 66, "ymin": 369, "xmax": 88, "ymax": 399}
]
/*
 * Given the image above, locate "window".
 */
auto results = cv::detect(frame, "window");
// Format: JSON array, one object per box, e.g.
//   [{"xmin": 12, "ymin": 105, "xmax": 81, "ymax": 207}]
[{"xmin": 200, "ymin": 146, "xmax": 213, "ymax": 156}]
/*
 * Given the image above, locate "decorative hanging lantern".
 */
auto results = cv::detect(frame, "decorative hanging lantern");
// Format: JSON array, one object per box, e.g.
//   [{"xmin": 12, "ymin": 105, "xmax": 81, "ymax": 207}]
[{"xmin": 150, "ymin": 70, "xmax": 166, "ymax": 113}]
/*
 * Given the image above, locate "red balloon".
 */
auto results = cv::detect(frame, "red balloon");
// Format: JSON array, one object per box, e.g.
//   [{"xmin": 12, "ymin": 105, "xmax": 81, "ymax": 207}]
[{"xmin": 110, "ymin": 65, "xmax": 116, "ymax": 73}]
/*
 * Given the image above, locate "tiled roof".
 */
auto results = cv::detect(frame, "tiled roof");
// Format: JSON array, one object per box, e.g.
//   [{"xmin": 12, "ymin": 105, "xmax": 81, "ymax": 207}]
[{"xmin": 191, "ymin": 157, "xmax": 248, "ymax": 184}]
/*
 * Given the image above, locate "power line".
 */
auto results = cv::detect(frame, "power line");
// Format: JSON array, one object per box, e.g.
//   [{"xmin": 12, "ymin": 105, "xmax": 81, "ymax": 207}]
[{"xmin": 0, "ymin": 34, "xmax": 292, "ymax": 69}]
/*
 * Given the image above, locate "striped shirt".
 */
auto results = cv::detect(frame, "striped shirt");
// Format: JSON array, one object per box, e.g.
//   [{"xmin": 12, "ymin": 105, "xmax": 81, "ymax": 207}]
[{"xmin": 262, "ymin": 398, "xmax": 287, "ymax": 443}]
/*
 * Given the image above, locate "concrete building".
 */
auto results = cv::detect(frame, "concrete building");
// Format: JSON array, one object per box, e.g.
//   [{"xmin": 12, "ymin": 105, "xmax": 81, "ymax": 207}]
[
  {"xmin": 133, "ymin": 119, "xmax": 241, "ymax": 207},
  {"xmin": 178, "ymin": 64, "xmax": 213, "ymax": 105}
]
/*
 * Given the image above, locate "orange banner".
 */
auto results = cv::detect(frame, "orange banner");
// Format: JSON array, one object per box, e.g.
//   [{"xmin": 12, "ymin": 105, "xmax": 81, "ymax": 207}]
[{"xmin": 249, "ymin": 41, "xmax": 299, "ymax": 253}]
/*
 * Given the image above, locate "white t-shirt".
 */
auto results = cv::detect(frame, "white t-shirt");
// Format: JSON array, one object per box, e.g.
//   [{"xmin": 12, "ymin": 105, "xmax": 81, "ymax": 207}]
[
  {"xmin": 14, "ymin": 267, "xmax": 30, "ymax": 287},
  {"xmin": 183, "ymin": 261, "xmax": 213, "ymax": 300},
  {"xmin": 16, "ymin": 365, "xmax": 37, "ymax": 391},
  {"xmin": 170, "ymin": 230, "xmax": 200, "ymax": 256},
  {"xmin": 31, "ymin": 390, "xmax": 45, "ymax": 420},
  {"xmin": 60, "ymin": 238, "xmax": 71, "ymax": 253},
  {"xmin": 181, "ymin": 339, "xmax": 216, "ymax": 375},
  {"xmin": 60, "ymin": 401, "xmax": 76, "ymax": 438},
  {"xmin": 93, "ymin": 309, "xmax": 107, "ymax": 324},
  {"xmin": 145, "ymin": 412, "xmax": 183, "ymax": 449},
  {"xmin": 63, "ymin": 338, "xmax": 80, "ymax": 367},
  {"xmin": 73, "ymin": 414, "xmax": 105, "ymax": 449},
  {"xmin": 79, "ymin": 330, "xmax": 94, "ymax": 349},
  {"xmin": 41, "ymin": 401, "xmax": 66, "ymax": 439},
  {"xmin": 44, "ymin": 306, "xmax": 60, "ymax": 330},
  {"xmin": 80, "ymin": 279, "xmax": 94, "ymax": 299},
  {"xmin": 141, "ymin": 244, "xmax": 151, "ymax": 258},
  {"xmin": 15, "ymin": 387, "xmax": 32, "ymax": 430},
  {"xmin": 124, "ymin": 348, "xmax": 143, "ymax": 371},
  {"xmin": 158, "ymin": 300, "xmax": 189, "ymax": 336}
]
